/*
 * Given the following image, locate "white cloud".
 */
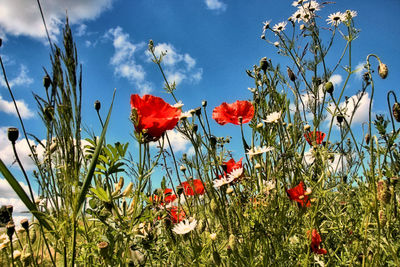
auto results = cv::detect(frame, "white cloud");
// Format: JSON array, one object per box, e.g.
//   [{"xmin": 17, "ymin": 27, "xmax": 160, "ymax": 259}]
[
  {"xmin": 329, "ymin": 74, "xmax": 342, "ymax": 88},
  {"xmin": 146, "ymin": 42, "xmax": 203, "ymax": 86},
  {"xmin": 150, "ymin": 130, "xmax": 191, "ymax": 153},
  {"xmin": 0, "ymin": 178, "xmax": 36, "ymax": 222},
  {"xmin": 106, "ymin": 27, "xmax": 152, "ymax": 94},
  {"xmin": 0, "ymin": 0, "xmax": 114, "ymax": 40},
  {"xmin": 0, "ymin": 95, "xmax": 34, "ymax": 119},
  {"xmin": 1, "ymin": 64, "xmax": 33, "ymax": 88},
  {"xmin": 326, "ymin": 92, "xmax": 371, "ymax": 125},
  {"xmin": 204, "ymin": 0, "xmax": 227, "ymax": 11},
  {"xmin": 354, "ymin": 62, "xmax": 366, "ymax": 80},
  {"xmin": 76, "ymin": 24, "xmax": 87, "ymax": 37}
]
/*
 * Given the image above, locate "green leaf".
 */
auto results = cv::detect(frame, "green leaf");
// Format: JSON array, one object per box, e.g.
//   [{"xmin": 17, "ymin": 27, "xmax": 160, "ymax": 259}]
[
  {"xmin": 90, "ymin": 186, "xmax": 110, "ymax": 202},
  {"xmin": 74, "ymin": 89, "xmax": 116, "ymax": 216},
  {"xmin": 0, "ymin": 159, "xmax": 53, "ymax": 232}
]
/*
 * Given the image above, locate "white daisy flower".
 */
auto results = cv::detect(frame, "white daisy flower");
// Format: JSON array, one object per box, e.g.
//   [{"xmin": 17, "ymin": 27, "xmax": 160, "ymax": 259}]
[
  {"xmin": 273, "ymin": 41, "xmax": 280, "ymax": 47},
  {"xmin": 246, "ymin": 146, "xmax": 274, "ymax": 159},
  {"xmin": 173, "ymin": 101, "xmax": 184, "ymax": 109},
  {"xmin": 304, "ymin": 149, "xmax": 315, "ymax": 165},
  {"xmin": 290, "ymin": 9, "xmax": 304, "ymax": 23},
  {"xmin": 263, "ymin": 180, "xmax": 276, "ymax": 192},
  {"xmin": 172, "ymin": 218, "xmax": 197, "ymax": 235},
  {"xmin": 272, "ymin": 21, "xmax": 287, "ymax": 33},
  {"xmin": 179, "ymin": 110, "xmax": 193, "ymax": 120},
  {"xmin": 213, "ymin": 176, "xmax": 236, "ymax": 188},
  {"xmin": 263, "ymin": 111, "xmax": 281, "ymax": 123},
  {"xmin": 326, "ymin": 12, "xmax": 345, "ymax": 26},
  {"xmin": 262, "ymin": 20, "xmax": 271, "ymax": 32},
  {"xmin": 343, "ymin": 10, "xmax": 357, "ymax": 21},
  {"xmin": 228, "ymin": 167, "xmax": 243, "ymax": 180},
  {"xmin": 306, "ymin": 0, "xmax": 321, "ymax": 12}
]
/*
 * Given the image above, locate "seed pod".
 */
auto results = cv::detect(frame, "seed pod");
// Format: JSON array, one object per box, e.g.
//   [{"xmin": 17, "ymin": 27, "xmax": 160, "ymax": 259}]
[
  {"xmin": 259, "ymin": 57, "xmax": 269, "ymax": 73},
  {"xmin": 202, "ymin": 100, "xmax": 207, "ymax": 107},
  {"xmin": 378, "ymin": 62, "xmax": 388, "ymax": 79},
  {"xmin": 7, "ymin": 127, "xmax": 19, "ymax": 144},
  {"xmin": 304, "ymin": 124, "xmax": 311, "ymax": 131},
  {"xmin": 94, "ymin": 100, "xmax": 101, "ymax": 111},
  {"xmin": 324, "ymin": 81, "xmax": 334, "ymax": 94},
  {"xmin": 365, "ymin": 133, "xmax": 370, "ymax": 144},
  {"xmin": 43, "ymin": 74, "xmax": 51, "ymax": 89},
  {"xmin": 392, "ymin": 102, "xmax": 400, "ymax": 122},
  {"xmin": 337, "ymin": 114, "xmax": 344, "ymax": 124},
  {"xmin": 6, "ymin": 222, "xmax": 15, "ymax": 238},
  {"xmin": 20, "ymin": 219, "xmax": 29, "ymax": 231},
  {"xmin": 287, "ymin": 67, "xmax": 296, "ymax": 82},
  {"xmin": 195, "ymin": 107, "xmax": 202, "ymax": 116}
]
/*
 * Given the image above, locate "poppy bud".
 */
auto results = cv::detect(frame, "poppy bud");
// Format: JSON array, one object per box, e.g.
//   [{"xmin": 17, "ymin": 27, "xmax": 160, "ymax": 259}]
[
  {"xmin": 287, "ymin": 67, "xmax": 296, "ymax": 82},
  {"xmin": 97, "ymin": 241, "xmax": 109, "ymax": 259},
  {"xmin": 192, "ymin": 124, "xmax": 198, "ymax": 133},
  {"xmin": 337, "ymin": 114, "xmax": 344, "ymax": 124},
  {"xmin": 202, "ymin": 100, "xmax": 207, "ymax": 107},
  {"xmin": 392, "ymin": 102, "xmax": 400, "ymax": 122},
  {"xmin": 6, "ymin": 222, "xmax": 15, "ymax": 238},
  {"xmin": 378, "ymin": 62, "xmax": 388, "ymax": 79},
  {"xmin": 259, "ymin": 57, "xmax": 269, "ymax": 73},
  {"xmin": 365, "ymin": 133, "xmax": 370, "ymax": 144},
  {"xmin": 20, "ymin": 219, "xmax": 29, "ymax": 231},
  {"xmin": 195, "ymin": 107, "xmax": 202, "ymax": 116},
  {"xmin": 324, "ymin": 81, "xmax": 334, "ymax": 94},
  {"xmin": 7, "ymin": 127, "xmax": 19, "ymax": 143},
  {"xmin": 43, "ymin": 74, "xmax": 51, "ymax": 89},
  {"xmin": 94, "ymin": 100, "xmax": 101, "ymax": 111}
]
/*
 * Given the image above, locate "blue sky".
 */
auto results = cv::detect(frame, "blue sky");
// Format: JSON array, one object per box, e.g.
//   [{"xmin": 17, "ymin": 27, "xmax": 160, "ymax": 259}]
[{"xmin": 0, "ymin": 0, "xmax": 399, "ymax": 219}]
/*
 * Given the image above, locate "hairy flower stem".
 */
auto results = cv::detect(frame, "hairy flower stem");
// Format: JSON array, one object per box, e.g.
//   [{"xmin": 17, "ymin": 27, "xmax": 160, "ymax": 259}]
[{"xmin": 11, "ymin": 142, "xmax": 35, "ymax": 202}]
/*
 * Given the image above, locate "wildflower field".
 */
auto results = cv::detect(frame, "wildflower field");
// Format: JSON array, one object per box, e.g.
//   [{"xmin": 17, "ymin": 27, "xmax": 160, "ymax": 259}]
[{"xmin": 1, "ymin": 1, "xmax": 400, "ymax": 266}]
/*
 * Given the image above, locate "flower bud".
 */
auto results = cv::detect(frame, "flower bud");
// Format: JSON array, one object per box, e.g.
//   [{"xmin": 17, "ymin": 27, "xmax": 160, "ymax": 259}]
[
  {"xmin": 337, "ymin": 114, "xmax": 344, "ymax": 124},
  {"xmin": 273, "ymin": 41, "xmax": 279, "ymax": 47},
  {"xmin": 304, "ymin": 124, "xmax": 311, "ymax": 131},
  {"xmin": 256, "ymin": 122, "xmax": 264, "ymax": 128},
  {"xmin": 148, "ymin": 40, "xmax": 154, "ymax": 51},
  {"xmin": 392, "ymin": 102, "xmax": 400, "ymax": 122},
  {"xmin": 324, "ymin": 81, "xmax": 334, "ymax": 94},
  {"xmin": 365, "ymin": 133, "xmax": 370, "ymax": 144},
  {"xmin": 180, "ymin": 165, "xmax": 187, "ymax": 172},
  {"xmin": 287, "ymin": 67, "xmax": 296, "ymax": 82},
  {"xmin": 210, "ymin": 198, "xmax": 218, "ymax": 213},
  {"xmin": 377, "ymin": 180, "xmax": 391, "ymax": 205},
  {"xmin": 122, "ymin": 182, "xmax": 133, "ymax": 197},
  {"xmin": 6, "ymin": 222, "xmax": 15, "ymax": 238},
  {"xmin": 259, "ymin": 57, "xmax": 269, "ymax": 73},
  {"xmin": 97, "ymin": 241, "xmax": 109, "ymax": 259},
  {"xmin": 192, "ymin": 124, "xmax": 198, "ymax": 133},
  {"xmin": 195, "ymin": 107, "xmax": 202, "ymax": 116},
  {"xmin": 209, "ymin": 232, "xmax": 217, "ymax": 241},
  {"xmin": 379, "ymin": 209, "xmax": 387, "ymax": 226},
  {"xmin": 378, "ymin": 62, "xmax": 388, "ymax": 79},
  {"xmin": 210, "ymin": 135, "xmax": 217, "ymax": 148},
  {"xmin": 202, "ymin": 100, "xmax": 207, "ymax": 107},
  {"xmin": 7, "ymin": 127, "xmax": 19, "ymax": 143},
  {"xmin": 260, "ymin": 34, "xmax": 266, "ymax": 40},
  {"xmin": 94, "ymin": 100, "xmax": 101, "ymax": 111},
  {"xmin": 20, "ymin": 219, "xmax": 29, "ymax": 231},
  {"xmin": 43, "ymin": 74, "xmax": 51, "ymax": 89}
]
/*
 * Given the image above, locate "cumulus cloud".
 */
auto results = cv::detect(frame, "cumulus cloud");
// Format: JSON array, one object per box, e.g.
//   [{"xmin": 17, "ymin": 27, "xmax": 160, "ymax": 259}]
[
  {"xmin": 0, "ymin": 178, "xmax": 35, "ymax": 222},
  {"xmin": 150, "ymin": 130, "xmax": 191, "ymax": 153},
  {"xmin": 354, "ymin": 62, "xmax": 366, "ymax": 80},
  {"xmin": 0, "ymin": 95, "xmax": 34, "ymax": 119},
  {"xmin": 326, "ymin": 92, "xmax": 371, "ymax": 126},
  {"xmin": 0, "ymin": 64, "xmax": 33, "ymax": 88},
  {"xmin": 146, "ymin": 42, "xmax": 203, "ymax": 86},
  {"xmin": 204, "ymin": 0, "xmax": 227, "ymax": 11},
  {"xmin": 0, "ymin": 0, "xmax": 114, "ymax": 40},
  {"xmin": 105, "ymin": 27, "xmax": 152, "ymax": 94},
  {"xmin": 329, "ymin": 74, "xmax": 342, "ymax": 88}
]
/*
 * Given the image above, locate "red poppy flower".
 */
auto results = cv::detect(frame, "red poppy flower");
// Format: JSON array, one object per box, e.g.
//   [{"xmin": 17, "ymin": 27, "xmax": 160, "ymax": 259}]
[
  {"xmin": 149, "ymin": 188, "xmax": 177, "ymax": 204},
  {"xmin": 304, "ymin": 131, "xmax": 326, "ymax": 146},
  {"xmin": 286, "ymin": 181, "xmax": 311, "ymax": 207},
  {"xmin": 180, "ymin": 179, "xmax": 205, "ymax": 196},
  {"xmin": 169, "ymin": 206, "xmax": 185, "ymax": 223},
  {"xmin": 130, "ymin": 94, "xmax": 181, "ymax": 141},
  {"xmin": 223, "ymin": 158, "xmax": 243, "ymax": 174},
  {"xmin": 309, "ymin": 229, "xmax": 327, "ymax": 255},
  {"xmin": 212, "ymin": 100, "xmax": 254, "ymax": 125}
]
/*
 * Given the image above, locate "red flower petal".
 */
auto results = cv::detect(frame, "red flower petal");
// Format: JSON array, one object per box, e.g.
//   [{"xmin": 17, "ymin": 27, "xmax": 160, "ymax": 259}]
[
  {"xmin": 286, "ymin": 181, "xmax": 311, "ymax": 207},
  {"xmin": 223, "ymin": 157, "xmax": 243, "ymax": 175},
  {"xmin": 169, "ymin": 206, "xmax": 185, "ymax": 223},
  {"xmin": 130, "ymin": 94, "xmax": 181, "ymax": 140},
  {"xmin": 180, "ymin": 179, "xmax": 205, "ymax": 196},
  {"xmin": 212, "ymin": 100, "xmax": 254, "ymax": 125},
  {"xmin": 304, "ymin": 131, "xmax": 326, "ymax": 146},
  {"xmin": 310, "ymin": 229, "xmax": 327, "ymax": 254}
]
